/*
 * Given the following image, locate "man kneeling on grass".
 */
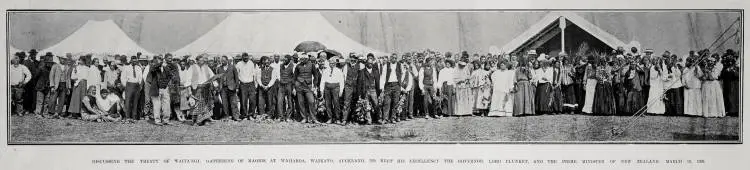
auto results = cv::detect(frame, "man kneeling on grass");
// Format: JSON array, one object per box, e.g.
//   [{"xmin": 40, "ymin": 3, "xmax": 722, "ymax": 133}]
[{"xmin": 82, "ymin": 86, "xmax": 121, "ymax": 122}]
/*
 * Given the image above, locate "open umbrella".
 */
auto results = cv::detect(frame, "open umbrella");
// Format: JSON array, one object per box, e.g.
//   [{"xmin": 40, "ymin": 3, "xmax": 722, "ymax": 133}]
[
  {"xmin": 322, "ymin": 49, "xmax": 341, "ymax": 59},
  {"xmin": 294, "ymin": 41, "xmax": 327, "ymax": 53}
]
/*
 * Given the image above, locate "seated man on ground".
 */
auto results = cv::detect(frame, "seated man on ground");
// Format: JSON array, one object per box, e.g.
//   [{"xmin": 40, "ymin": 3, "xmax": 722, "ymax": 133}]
[{"xmin": 81, "ymin": 86, "xmax": 121, "ymax": 122}]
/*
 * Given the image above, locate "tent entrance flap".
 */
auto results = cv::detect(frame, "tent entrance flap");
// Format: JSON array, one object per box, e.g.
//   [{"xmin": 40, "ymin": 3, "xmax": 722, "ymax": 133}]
[
  {"xmin": 534, "ymin": 22, "xmax": 613, "ymax": 58},
  {"xmin": 512, "ymin": 19, "xmax": 614, "ymax": 57}
]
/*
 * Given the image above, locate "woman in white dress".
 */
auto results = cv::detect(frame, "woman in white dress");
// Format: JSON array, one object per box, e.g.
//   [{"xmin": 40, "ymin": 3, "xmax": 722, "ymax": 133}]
[
  {"xmin": 682, "ymin": 56, "xmax": 703, "ymax": 116},
  {"xmin": 701, "ymin": 54, "xmax": 725, "ymax": 117},
  {"xmin": 646, "ymin": 57, "xmax": 666, "ymax": 114},
  {"xmin": 582, "ymin": 56, "xmax": 597, "ymax": 114},
  {"xmin": 488, "ymin": 60, "xmax": 514, "ymax": 116}
]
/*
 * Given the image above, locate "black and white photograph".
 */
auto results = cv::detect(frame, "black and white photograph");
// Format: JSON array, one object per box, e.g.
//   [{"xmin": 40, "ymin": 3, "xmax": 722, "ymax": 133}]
[{"xmin": 6, "ymin": 10, "xmax": 742, "ymax": 144}]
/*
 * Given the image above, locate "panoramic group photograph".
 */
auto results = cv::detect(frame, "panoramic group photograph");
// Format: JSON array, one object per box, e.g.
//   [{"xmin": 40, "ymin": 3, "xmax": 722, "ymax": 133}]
[{"xmin": 6, "ymin": 10, "xmax": 742, "ymax": 144}]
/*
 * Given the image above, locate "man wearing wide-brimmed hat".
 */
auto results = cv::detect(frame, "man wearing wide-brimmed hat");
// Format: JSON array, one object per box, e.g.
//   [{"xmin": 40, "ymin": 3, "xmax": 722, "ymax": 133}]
[
  {"xmin": 31, "ymin": 52, "xmax": 56, "ymax": 116},
  {"xmin": 46, "ymin": 55, "xmax": 69, "ymax": 118}
]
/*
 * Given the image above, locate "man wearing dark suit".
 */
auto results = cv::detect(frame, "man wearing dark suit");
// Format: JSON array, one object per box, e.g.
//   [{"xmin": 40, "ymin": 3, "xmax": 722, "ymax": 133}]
[
  {"xmin": 216, "ymin": 55, "xmax": 241, "ymax": 121},
  {"xmin": 357, "ymin": 53, "xmax": 380, "ymax": 124}
]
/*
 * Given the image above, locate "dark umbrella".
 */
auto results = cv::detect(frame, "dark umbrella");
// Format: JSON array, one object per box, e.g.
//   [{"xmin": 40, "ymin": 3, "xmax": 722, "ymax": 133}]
[
  {"xmin": 294, "ymin": 41, "xmax": 327, "ymax": 53},
  {"xmin": 322, "ymin": 49, "xmax": 341, "ymax": 59}
]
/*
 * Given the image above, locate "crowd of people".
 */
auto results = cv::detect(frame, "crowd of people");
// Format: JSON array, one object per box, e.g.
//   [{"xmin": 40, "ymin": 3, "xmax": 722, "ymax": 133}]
[{"xmin": 9, "ymin": 45, "xmax": 740, "ymax": 126}]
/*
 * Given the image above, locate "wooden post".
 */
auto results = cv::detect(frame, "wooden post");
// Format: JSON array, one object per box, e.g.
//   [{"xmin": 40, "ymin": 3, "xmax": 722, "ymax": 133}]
[{"xmin": 559, "ymin": 16, "xmax": 567, "ymax": 54}]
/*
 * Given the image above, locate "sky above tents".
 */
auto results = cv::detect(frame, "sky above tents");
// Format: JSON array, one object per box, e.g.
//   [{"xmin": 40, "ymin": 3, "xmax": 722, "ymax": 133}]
[{"xmin": 9, "ymin": 11, "xmax": 741, "ymax": 56}]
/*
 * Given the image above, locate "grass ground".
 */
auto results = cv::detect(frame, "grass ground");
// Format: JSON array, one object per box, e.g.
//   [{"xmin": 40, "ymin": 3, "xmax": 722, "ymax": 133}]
[{"xmin": 9, "ymin": 114, "xmax": 740, "ymax": 143}]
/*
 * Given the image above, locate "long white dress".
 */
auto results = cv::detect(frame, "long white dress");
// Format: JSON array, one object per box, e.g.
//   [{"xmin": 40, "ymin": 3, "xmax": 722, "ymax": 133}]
[
  {"xmin": 646, "ymin": 64, "xmax": 666, "ymax": 114},
  {"xmin": 682, "ymin": 66, "xmax": 703, "ymax": 116},
  {"xmin": 488, "ymin": 69, "xmax": 514, "ymax": 116},
  {"xmin": 702, "ymin": 63, "xmax": 726, "ymax": 117},
  {"xmin": 582, "ymin": 65, "xmax": 597, "ymax": 114}
]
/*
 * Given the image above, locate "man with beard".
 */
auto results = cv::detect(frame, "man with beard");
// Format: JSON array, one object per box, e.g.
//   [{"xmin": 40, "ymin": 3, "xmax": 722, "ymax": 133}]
[
  {"xmin": 215, "ymin": 55, "xmax": 241, "ymax": 121},
  {"xmin": 340, "ymin": 53, "xmax": 360, "ymax": 125},
  {"xmin": 258, "ymin": 56, "xmax": 280, "ymax": 120},
  {"xmin": 33, "ymin": 53, "xmax": 54, "ymax": 116},
  {"xmin": 418, "ymin": 55, "xmax": 440, "ymax": 119},
  {"xmin": 47, "ymin": 55, "xmax": 71, "ymax": 118},
  {"xmin": 277, "ymin": 54, "xmax": 296, "ymax": 122},
  {"xmin": 294, "ymin": 52, "xmax": 320, "ymax": 123},
  {"xmin": 11, "ymin": 53, "xmax": 32, "ymax": 116},
  {"xmin": 379, "ymin": 54, "xmax": 402, "ymax": 124},
  {"xmin": 236, "ymin": 53, "xmax": 259, "ymax": 120}
]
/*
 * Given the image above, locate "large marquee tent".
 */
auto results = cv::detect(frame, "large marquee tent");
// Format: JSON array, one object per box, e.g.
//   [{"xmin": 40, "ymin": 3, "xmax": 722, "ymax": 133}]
[
  {"xmin": 42, "ymin": 19, "xmax": 154, "ymax": 58},
  {"xmin": 174, "ymin": 12, "xmax": 387, "ymax": 56}
]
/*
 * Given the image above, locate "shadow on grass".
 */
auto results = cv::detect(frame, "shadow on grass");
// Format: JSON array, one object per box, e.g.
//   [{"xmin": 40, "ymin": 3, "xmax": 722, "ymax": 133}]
[{"xmin": 357, "ymin": 126, "xmax": 419, "ymax": 141}]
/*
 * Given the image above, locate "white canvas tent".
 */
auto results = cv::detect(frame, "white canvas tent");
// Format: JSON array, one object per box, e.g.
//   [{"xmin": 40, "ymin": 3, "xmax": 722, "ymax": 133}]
[
  {"xmin": 42, "ymin": 20, "xmax": 153, "ymax": 57},
  {"xmin": 174, "ymin": 12, "xmax": 386, "ymax": 56},
  {"xmin": 500, "ymin": 12, "xmax": 626, "ymax": 55}
]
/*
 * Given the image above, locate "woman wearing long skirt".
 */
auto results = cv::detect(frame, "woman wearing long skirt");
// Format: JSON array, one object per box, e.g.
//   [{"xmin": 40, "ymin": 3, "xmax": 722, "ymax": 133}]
[
  {"xmin": 190, "ymin": 56, "xmax": 216, "ymax": 126},
  {"xmin": 593, "ymin": 60, "xmax": 616, "ymax": 115},
  {"xmin": 559, "ymin": 56, "xmax": 577, "ymax": 114},
  {"xmin": 664, "ymin": 56, "xmax": 684, "ymax": 116},
  {"xmin": 513, "ymin": 56, "xmax": 535, "ymax": 116},
  {"xmin": 719, "ymin": 55, "xmax": 739, "ymax": 117},
  {"xmin": 582, "ymin": 56, "xmax": 597, "ymax": 114},
  {"xmin": 534, "ymin": 57, "xmax": 555, "ymax": 114},
  {"xmin": 682, "ymin": 57, "xmax": 703, "ymax": 116},
  {"xmin": 67, "ymin": 57, "xmax": 91, "ymax": 117},
  {"xmin": 646, "ymin": 59, "xmax": 666, "ymax": 115},
  {"xmin": 488, "ymin": 60, "xmax": 514, "ymax": 116},
  {"xmin": 472, "ymin": 62, "xmax": 492, "ymax": 115},
  {"xmin": 701, "ymin": 56, "xmax": 725, "ymax": 118},
  {"xmin": 453, "ymin": 60, "xmax": 473, "ymax": 116}
]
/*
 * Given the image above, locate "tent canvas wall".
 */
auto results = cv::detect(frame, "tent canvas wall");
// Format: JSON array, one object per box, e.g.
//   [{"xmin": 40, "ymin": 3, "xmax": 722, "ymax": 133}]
[
  {"xmin": 10, "ymin": 11, "xmax": 741, "ymax": 56},
  {"xmin": 174, "ymin": 12, "xmax": 386, "ymax": 56},
  {"xmin": 42, "ymin": 20, "xmax": 153, "ymax": 56}
]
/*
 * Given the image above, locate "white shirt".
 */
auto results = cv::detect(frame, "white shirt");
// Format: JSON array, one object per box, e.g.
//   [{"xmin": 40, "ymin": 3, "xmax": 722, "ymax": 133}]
[
  {"xmin": 236, "ymin": 61, "xmax": 257, "ymax": 83},
  {"xmin": 88, "ymin": 67, "xmax": 102, "ymax": 88},
  {"xmin": 436, "ymin": 67, "xmax": 455, "ymax": 90},
  {"xmin": 536, "ymin": 67, "xmax": 554, "ymax": 84},
  {"xmin": 179, "ymin": 67, "xmax": 193, "ymax": 87},
  {"xmin": 319, "ymin": 67, "xmax": 345, "ymax": 95},
  {"xmin": 10, "ymin": 64, "xmax": 32, "ymax": 86},
  {"xmin": 119, "ymin": 64, "xmax": 143, "ymax": 86},
  {"xmin": 665, "ymin": 66, "xmax": 683, "ymax": 89},
  {"xmin": 142, "ymin": 65, "xmax": 150, "ymax": 83},
  {"xmin": 191, "ymin": 64, "xmax": 217, "ymax": 89},
  {"xmin": 71, "ymin": 65, "xmax": 90, "ymax": 86},
  {"xmin": 378, "ymin": 63, "xmax": 400, "ymax": 90},
  {"xmin": 96, "ymin": 94, "xmax": 120, "ymax": 111}
]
